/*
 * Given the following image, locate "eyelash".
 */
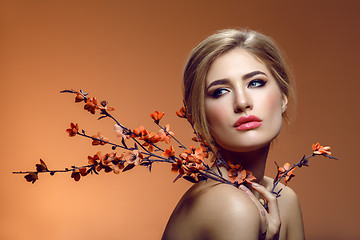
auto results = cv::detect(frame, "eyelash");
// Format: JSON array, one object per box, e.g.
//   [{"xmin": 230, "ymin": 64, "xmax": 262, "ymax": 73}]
[
  {"xmin": 208, "ymin": 79, "xmax": 268, "ymax": 99},
  {"xmin": 248, "ymin": 79, "xmax": 267, "ymax": 88},
  {"xmin": 209, "ymin": 88, "xmax": 228, "ymax": 98}
]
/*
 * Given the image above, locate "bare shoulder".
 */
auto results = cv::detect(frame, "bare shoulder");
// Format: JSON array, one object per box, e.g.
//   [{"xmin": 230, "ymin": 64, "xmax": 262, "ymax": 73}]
[{"xmin": 162, "ymin": 180, "xmax": 261, "ymax": 240}]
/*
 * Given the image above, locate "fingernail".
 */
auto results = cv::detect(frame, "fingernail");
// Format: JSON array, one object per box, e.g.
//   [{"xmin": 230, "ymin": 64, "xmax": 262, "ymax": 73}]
[
  {"xmin": 239, "ymin": 185, "xmax": 247, "ymax": 191},
  {"xmin": 251, "ymin": 182, "xmax": 260, "ymax": 187},
  {"xmin": 261, "ymin": 209, "xmax": 266, "ymax": 216}
]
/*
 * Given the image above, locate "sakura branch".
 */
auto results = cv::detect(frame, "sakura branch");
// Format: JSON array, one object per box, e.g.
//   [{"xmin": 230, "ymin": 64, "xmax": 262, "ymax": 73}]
[
  {"xmin": 13, "ymin": 89, "xmax": 338, "ymax": 203},
  {"xmin": 13, "ymin": 89, "xmax": 235, "ymax": 186},
  {"xmin": 271, "ymin": 142, "xmax": 338, "ymax": 197}
]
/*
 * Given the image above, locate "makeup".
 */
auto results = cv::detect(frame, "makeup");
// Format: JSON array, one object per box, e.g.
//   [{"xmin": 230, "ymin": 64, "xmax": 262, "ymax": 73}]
[
  {"xmin": 233, "ymin": 115, "xmax": 262, "ymax": 131},
  {"xmin": 205, "ymin": 49, "xmax": 285, "ymax": 152}
]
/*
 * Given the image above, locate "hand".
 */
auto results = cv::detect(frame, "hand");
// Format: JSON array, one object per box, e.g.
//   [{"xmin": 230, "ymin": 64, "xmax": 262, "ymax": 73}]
[{"xmin": 240, "ymin": 183, "xmax": 281, "ymax": 240}]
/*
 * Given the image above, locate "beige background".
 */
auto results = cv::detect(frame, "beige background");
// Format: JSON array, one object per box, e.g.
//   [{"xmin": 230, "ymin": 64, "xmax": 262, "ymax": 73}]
[{"xmin": 1, "ymin": 1, "xmax": 359, "ymax": 239}]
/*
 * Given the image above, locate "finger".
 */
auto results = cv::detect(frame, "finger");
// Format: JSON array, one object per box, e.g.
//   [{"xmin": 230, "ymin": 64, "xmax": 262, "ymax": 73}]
[
  {"xmin": 249, "ymin": 183, "xmax": 281, "ymax": 239},
  {"xmin": 239, "ymin": 184, "xmax": 268, "ymax": 234},
  {"xmin": 250, "ymin": 183, "xmax": 280, "ymax": 220},
  {"xmin": 239, "ymin": 184, "xmax": 267, "ymax": 213}
]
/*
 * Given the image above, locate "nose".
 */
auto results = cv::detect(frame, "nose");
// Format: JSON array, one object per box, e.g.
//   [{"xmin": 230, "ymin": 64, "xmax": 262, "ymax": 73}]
[{"xmin": 234, "ymin": 89, "xmax": 252, "ymax": 113}]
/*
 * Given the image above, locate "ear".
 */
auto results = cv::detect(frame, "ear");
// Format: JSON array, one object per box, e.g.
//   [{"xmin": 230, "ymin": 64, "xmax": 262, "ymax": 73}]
[{"xmin": 281, "ymin": 94, "xmax": 288, "ymax": 114}]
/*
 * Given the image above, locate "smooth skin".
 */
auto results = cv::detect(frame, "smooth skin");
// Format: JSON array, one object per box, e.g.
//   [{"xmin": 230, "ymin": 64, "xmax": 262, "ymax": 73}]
[
  {"xmin": 162, "ymin": 177, "xmax": 304, "ymax": 240},
  {"xmin": 162, "ymin": 49, "xmax": 304, "ymax": 240}
]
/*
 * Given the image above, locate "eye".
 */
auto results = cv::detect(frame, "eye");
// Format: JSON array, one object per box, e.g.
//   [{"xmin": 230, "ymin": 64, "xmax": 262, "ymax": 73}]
[
  {"xmin": 209, "ymin": 88, "xmax": 229, "ymax": 98},
  {"xmin": 248, "ymin": 79, "xmax": 267, "ymax": 88}
]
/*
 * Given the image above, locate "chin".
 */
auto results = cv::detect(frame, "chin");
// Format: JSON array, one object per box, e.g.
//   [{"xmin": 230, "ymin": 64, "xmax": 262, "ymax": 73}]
[
  {"xmin": 214, "ymin": 131, "xmax": 281, "ymax": 153},
  {"xmin": 221, "ymin": 141, "xmax": 271, "ymax": 153}
]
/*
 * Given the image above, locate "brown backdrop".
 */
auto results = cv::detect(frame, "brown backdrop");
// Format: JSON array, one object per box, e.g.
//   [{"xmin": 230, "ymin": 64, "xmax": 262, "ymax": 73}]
[{"xmin": 1, "ymin": 1, "xmax": 359, "ymax": 239}]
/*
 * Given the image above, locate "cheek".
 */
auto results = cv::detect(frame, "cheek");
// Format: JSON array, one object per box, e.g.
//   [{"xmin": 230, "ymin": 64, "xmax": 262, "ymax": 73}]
[
  {"xmin": 265, "ymin": 93, "xmax": 282, "ymax": 111},
  {"xmin": 205, "ymin": 104, "xmax": 222, "ymax": 125},
  {"xmin": 260, "ymin": 91, "xmax": 284, "ymax": 124},
  {"xmin": 205, "ymin": 101, "xmax": 228, "ymax": 127}
]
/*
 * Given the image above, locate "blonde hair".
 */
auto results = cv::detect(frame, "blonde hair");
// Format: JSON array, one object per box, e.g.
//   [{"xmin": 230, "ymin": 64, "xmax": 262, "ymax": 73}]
[{"xmin": 183, "ymin": 29, "xmax": 294, "ymax": 153}]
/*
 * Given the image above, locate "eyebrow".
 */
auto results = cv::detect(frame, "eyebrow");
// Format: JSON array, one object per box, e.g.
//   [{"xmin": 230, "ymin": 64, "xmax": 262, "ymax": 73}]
[
  {"xmin": 206, "ymin": 71, "xmax": 267, "ymax": 90},
  {"xmin": 243, "ymin": 70, "xmax": 267, "ymax": 80}
]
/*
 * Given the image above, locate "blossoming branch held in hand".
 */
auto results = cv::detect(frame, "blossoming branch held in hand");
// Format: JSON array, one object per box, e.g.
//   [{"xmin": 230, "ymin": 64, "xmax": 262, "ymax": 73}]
[{"xmin": 13, "ymin": 89, "xmax": 337, "ymax": 198}]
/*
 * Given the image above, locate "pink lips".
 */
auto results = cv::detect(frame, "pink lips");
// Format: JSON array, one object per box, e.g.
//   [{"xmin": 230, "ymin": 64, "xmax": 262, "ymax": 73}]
[{"xmin": 233, "ymin": 115, "xmax": 262, "ymax": 131}]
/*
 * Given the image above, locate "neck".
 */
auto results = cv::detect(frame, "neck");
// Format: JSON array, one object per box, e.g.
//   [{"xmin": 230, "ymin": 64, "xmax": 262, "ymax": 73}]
[{"xmin": 217, "ymin": 144, "xmax": 270, "ymax": 185}]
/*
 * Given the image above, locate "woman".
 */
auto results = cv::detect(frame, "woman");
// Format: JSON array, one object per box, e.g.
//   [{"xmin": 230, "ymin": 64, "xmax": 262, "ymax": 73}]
[{"xmin": 162, "ymin": 29, "xmax": 304, "ymax": 240}]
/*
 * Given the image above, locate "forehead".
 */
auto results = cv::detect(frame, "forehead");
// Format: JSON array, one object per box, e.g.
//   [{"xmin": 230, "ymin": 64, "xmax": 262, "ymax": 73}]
[{"xmin": 206, "ymin": 48, "xmax": 270, "ymax": 85}]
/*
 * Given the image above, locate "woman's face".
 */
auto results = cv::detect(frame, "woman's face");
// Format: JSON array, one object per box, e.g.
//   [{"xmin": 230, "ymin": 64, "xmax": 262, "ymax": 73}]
[{"xmin": 205, "ymin": 48, "xmax": 288, "ymax": 152}]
